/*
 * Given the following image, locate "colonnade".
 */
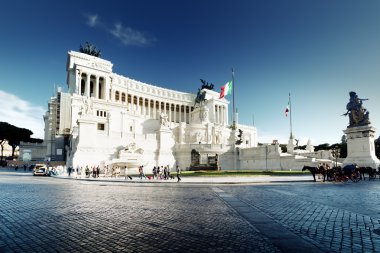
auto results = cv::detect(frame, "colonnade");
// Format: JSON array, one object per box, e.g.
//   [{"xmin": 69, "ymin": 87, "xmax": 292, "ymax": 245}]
[
  {"xmin": 78, "ymin": 73, "xmax": 106, "ymax": 100},
  {"xmin": 215, "ymin": 105, "xmax": 226, "ymax": 125},
  {"xmin": 117, "ymin": 92, "xmax": 193, "ymax": 124},
  {"xmin": 77, "ymin": 71, "xmax": 227, "ymax": 125}
]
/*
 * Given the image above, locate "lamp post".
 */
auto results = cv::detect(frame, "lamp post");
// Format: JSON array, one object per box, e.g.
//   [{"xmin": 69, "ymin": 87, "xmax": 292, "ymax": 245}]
[{"xmin": 332, "ymin": 148, "xmax": 340, "ymax": 167}]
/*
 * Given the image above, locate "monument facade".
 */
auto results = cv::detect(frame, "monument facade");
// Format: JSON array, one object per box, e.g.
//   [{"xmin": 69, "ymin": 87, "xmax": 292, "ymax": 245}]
[{"xmin": 44, "ymin": 50, "xmax": 258, "ymax": 170}]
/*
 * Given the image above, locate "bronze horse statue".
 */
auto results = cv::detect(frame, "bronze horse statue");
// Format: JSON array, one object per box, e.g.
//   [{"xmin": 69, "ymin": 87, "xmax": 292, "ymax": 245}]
[{"xmin": 302, "ymin": 165, "xmax": 327, "ymax": 182}]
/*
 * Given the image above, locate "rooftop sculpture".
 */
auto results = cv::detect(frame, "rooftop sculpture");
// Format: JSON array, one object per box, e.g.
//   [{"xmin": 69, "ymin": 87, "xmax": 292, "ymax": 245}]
[
  {"xmin": 79, "ymin": 42, "xmax": 102, "ymax": 57},
  {"xmin": 194, "ymin": 88, "xmax": 207, "ymax": 107}
]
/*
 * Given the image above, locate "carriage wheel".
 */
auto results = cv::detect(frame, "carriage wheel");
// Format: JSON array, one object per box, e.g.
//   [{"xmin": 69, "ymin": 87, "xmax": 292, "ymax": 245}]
[{"xmin": 351, "ymin": 173, "xmax": 360, "ymax": 183}]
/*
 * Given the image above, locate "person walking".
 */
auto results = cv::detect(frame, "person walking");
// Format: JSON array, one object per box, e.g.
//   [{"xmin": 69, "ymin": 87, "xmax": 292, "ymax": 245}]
[
  {"xmin": 139, "ymin": 166, "xmax": 147, "ymax": 180},
  {"xmin": 164, "ymin": 166, "xmax": 168, "ymax": 180},
  {"xmin": 176, "ymin": 165, "xmax": 181, "ymax": 182},
  {"xmin": 85, "ymin": 166, "xmax": 90, "ymax": 178},
  {"xmin": 104, "ymin": 165, "xmax": 108, "ymax": 178},
  {"xmin": 152, "ymin": 166, "xmax": 157, "ymax": 180},
  {"xmin": 96, "ymin": 166, "xmax": 100, "ymax": 178},
  {"xmin": 125, "ymin": 166, "xmax": 132, "ymax": 180}
]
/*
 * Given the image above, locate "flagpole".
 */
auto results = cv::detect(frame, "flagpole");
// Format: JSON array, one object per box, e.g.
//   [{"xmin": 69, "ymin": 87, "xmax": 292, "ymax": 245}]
[
  {"xmin": 232, "ymin": 68, "xmax": 237, "ymax": 171},
  {"xmin": 289, "ymin": 92, "xmax": 293, "ymax": 139},
  {"xmin": 232, "ymin": 68, "xmax": 236, "ymax": 130}
]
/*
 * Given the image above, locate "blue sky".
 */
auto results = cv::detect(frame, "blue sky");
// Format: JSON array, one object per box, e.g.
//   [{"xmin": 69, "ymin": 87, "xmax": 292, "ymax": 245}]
[{"xmin": 1, "ymin": 0, "xmax": 380, "ymax": 145}]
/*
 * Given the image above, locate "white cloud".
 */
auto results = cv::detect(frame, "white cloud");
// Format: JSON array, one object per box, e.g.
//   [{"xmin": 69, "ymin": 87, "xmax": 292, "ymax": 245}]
[
  {"xmin": 84, "ymin": 13, "xmax": 154, "ymax": 47},
  {"xmin": 85, "ymin": 14, "xmax": 98, "ymax": 27},
  {"xmin": 0, "ymin": 90, "xmax": 45, "ymax": 139},
  {"xmin": 110, "ymin": 23, "xmax": 152, "ymax": 46}
]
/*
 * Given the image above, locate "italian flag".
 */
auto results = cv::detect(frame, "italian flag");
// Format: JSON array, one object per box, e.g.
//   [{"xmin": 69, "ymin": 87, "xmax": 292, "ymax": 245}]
[
  {"xmin": 285, "ymin": 101, "xmax": 290, "ymax": 117},
  {"xmin": 219, "ymin": 80, "xmax": 233, "ymax": 99}
]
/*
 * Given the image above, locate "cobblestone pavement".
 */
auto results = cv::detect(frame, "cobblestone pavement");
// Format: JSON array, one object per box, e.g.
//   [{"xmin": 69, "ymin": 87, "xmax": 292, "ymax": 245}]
[
  {"xmin": 1, "ymin": 171, "xmax": 380, "ymax": 253},
  {"xmin": 221, "ymin": 181, "xmax": 380, "ymax": 253},
  {"xmin": 0, "ymin": 172, "xmax": 281, "ymax": 253}
]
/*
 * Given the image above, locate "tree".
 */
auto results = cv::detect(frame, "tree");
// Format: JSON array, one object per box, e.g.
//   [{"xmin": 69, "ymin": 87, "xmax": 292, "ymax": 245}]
[
  {"xmin": 0, "ymin": 122, "xmax": 34, "ymax": 158},
  {"xmin": 314, "ymin": 143, "xmax": 330, "ymax": 152}
]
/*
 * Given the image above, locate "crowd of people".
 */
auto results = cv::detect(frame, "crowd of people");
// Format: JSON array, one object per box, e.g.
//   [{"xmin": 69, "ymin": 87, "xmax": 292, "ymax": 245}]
[{"xmin": 66, "ymin": 164, "xmax": 182, "ymax": 182}]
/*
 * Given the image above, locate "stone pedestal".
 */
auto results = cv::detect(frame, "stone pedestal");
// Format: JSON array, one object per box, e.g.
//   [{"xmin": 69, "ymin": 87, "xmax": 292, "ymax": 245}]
[
  {"xmin": 156, "ymin": 127, "xmax": 175, "ymax": 169},
  {"xmin": 287, "ymin": 137, "xmax": 296, "ymax": 154},
  {"xmin": 190, "ymin": 106, "xmax": 209, "ymax": 124},
  {"xmin": 343, "ymin": 125, "xmax": 380, "ymax": 168},
  {"xmin": 71, "ymin": 114, "xmax": 98, "ymax": 167},
  {"xmin": 77, "ymin": 114, "xmax": 97, "ymax": 147}
]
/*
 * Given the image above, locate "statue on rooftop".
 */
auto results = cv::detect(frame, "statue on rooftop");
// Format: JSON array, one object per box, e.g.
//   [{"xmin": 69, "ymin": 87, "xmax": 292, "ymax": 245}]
[
  {"xmin": 343, "ymin": 91, "xmax": 370, "ymax": 127},
  {"xmin": 80, "ymin": 42, "xmax": 102, "ymax": 57},
  {"xmin": 194, "ymin": 88, "xmax": 207, "ymax": 107},
  {"xmin": 200, "ymin": 79, "xmax": 214, "ymax": 90}
]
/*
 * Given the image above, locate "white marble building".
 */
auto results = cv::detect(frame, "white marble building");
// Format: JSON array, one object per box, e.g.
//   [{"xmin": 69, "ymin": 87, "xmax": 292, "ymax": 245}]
[{"xmin": 44, "ymin": 51, "xmax": 258, "ymax": 171}]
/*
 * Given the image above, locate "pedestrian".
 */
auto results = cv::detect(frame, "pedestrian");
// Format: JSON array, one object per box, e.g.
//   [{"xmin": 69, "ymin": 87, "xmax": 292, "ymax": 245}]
[
  {"xmin": 96, "ymin": 166, "xmax": 100, "ymax": 178},
  {"xmin": 125, "ymin": 166, "xmax": 132, "ymax": 180},
  {"xmin": 152, "ymin": 166, "xmax": 157, "ymax": 179},
  {"xmin": 176, "ymin": 165, "xmax": 181, "ymax": 182},
  {"xmin": 104, "ymin": 165, "xmax": 108, "ymax": 178},
  {"xmin": 92, "ymin": 166, "xmax": 96, "ymax": 178},
  {"xmin": 164, "ymin": 166, "xmax": 168, "ymax": 180},
  {"xmin": 68, "ymin": 167, "xmax": 72, "ymax": 176},
  {"xmin": 85, "ymin": 166, "xmax": 90, "ymax": 178},
  {"xmin": 139, "ymin": 166, "xmax": 147, "ymax": 180}
]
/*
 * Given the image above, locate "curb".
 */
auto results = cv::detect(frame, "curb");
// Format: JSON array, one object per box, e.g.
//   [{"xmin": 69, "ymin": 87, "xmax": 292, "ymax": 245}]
[{"xmin": 51, "ymin": 175, "xmax": 314, "ymax": 185}]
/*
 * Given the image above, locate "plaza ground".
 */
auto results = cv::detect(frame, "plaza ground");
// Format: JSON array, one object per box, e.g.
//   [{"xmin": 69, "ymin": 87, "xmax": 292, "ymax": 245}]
[{"xmin": 1, "ymin": 170, "xmax": 380, "ymax": 252}]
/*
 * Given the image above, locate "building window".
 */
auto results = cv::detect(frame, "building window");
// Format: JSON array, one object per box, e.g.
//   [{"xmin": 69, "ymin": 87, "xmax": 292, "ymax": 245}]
[
  {"xmin": 98, "ymin": 123, "xmax": 105, "ymax": 131},
  {"xmin": 130, "ymin": 126, "xmax": 133, "ymax": 132},
  {"xmin": 122, "ymin": 93, "xmax": 126, "ymax": 102},
  {"xmin": 115, "ymin": 91, "xmax": 120, "ymax": 101}
]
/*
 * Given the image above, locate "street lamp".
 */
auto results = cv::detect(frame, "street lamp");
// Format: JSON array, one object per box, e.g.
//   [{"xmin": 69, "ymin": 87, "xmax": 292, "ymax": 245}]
[{"xmin": 332, "ymin": 148, "xmax": 340, "ymax": 167}]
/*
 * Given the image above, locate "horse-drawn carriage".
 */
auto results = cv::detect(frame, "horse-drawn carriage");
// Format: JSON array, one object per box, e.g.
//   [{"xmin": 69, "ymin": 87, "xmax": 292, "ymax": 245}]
[
  {"xmin": 303, "ymin": 165, "xmax": 361, "ymax": 183},
  {"xmin": 303, "ymin": 164, "xmax": 380, "ymax": 182}
]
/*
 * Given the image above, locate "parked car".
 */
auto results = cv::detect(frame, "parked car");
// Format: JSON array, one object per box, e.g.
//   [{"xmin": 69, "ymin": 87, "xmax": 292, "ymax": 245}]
[{"xmin": 33, "ymin": 164, "xmax": 49, "ymax": 176}]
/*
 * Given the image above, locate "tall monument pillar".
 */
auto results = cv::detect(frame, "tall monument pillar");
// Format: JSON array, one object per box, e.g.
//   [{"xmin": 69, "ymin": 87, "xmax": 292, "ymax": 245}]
[{"xmin": 342, "ymin": 91, "xmax": 380, "ymax": 168}]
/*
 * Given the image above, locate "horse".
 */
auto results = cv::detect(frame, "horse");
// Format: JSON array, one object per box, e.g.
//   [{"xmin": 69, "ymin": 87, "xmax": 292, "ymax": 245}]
[
  {"xmin": 358, "ymin": 166, "xmax": 376, "ymax": 180},
  {"xmin": 302, "ymin": 165, "xmax": 327, "ymax": 182}
]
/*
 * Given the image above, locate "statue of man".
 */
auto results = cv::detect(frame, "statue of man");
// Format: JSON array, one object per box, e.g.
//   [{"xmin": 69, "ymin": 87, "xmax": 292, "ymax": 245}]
[
  {"xmin": 160, "ymin": 112, "xmax": 168, "ymax": 127},
  {"xmin": 343, "ymin": 91, "xmax": 369, "ymax": 127}
]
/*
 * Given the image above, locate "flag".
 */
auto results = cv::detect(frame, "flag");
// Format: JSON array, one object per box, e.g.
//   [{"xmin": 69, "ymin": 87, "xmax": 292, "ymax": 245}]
[
  {"xmin": 285, "ymin": 101, "xmax": 290, "ymax": 117},
  {"xmin": 219, "ymin": 80, "xmax": 233, "ymax": 99}
]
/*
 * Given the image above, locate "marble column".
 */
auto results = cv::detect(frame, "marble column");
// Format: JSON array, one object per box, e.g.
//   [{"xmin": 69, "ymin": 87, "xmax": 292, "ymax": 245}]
[{"xmin": 86, "ymin": 74, "xmax": 90, "ymax": 97}]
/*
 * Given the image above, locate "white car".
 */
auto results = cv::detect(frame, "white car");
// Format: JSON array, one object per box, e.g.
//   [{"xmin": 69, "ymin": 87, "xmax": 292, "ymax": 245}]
[{"xmin": 33, "ymin": 164, "xmax": 49, "ymax": 176}]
